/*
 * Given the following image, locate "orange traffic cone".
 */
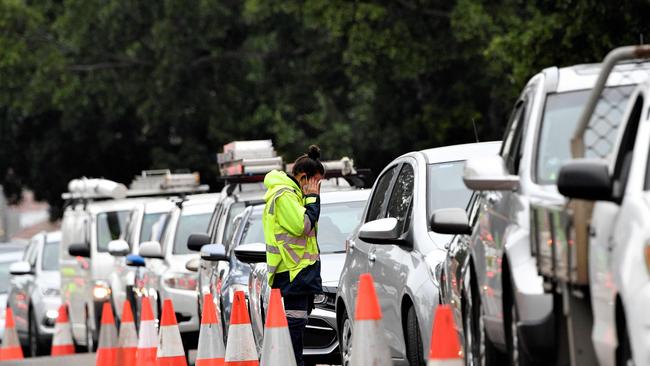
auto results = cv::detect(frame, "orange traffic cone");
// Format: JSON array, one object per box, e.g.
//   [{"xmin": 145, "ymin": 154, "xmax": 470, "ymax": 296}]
[
  {"xmin": 137, "ymin": 296, "xmax": 158, "ymax": 366},
  {"xmin": 51, "ymin": 304, "xmax": 75, "ymax": 356},
  {"xmin": 224, "ymin": 291, "xmax": 258, "ymax": 365},
  {"xmin": 427, "ymin": 305, "xmax": 462, "ymax": 366},
  {"xmin": 260, "ymin": 289, "xmax": 296, "ymax": 366},
  {"xmin": 117, "ymin": 300, "xmax": 138, "ymax": 366},
  {"xmin": 195, "ymin": 293, "xmax": 225, "ymax": 366},
  {"xmin": 350, "ymin": 273, "xmax": 391, "ymax": 365},
  {"xmin": 0, "ymin": 307, "xmax": 23, "ymax": 360},
  {"xmin": 156, "ymin": 299, "xmax": 187, "ymax": 366},
  {"xmin": 96, "ymin": 302, "xmax": 118, "ymax": 365}
]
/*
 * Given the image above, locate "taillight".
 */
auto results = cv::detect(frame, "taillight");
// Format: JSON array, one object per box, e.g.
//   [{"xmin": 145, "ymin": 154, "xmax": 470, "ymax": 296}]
[{"xmin": 163, "ymin": 273, "xmax": 198, "ymax": 291}]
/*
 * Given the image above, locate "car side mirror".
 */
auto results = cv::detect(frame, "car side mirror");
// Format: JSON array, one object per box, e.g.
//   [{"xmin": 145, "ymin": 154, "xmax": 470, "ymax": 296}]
[
  {"xmin": 107, "ymin": 239, "xmax": 130, "ymax": 257},
  {"xmin": 463, "ymin": 156, "xmax": 519, "ymax": 191},
  {"xmin": 557, "ymin": 159, "xmax": 612, "ymax": 201},
  {"xmin": 9, "ymin": 261, "xmax": 33, "ymax": 276},
  {"xmin": 234, "ymin": 243, "xmax": 266, "ymax": 264},
  {"xmin": 200, "ymin": 243, "xmax": 229, "ymax": 262},
  {"xmin": 125, "ymin": 254, "xmax": 145, "ymax": 267},
  {"xmin": 359, "ymin": 218, "xmax": 402, "ymax": 244},
  {"xmin": 139, "ymin": 241, "xmax": 164, "ymax": 259},
  {"xmin": 68, "ymin": 242, "xmax": 90, "ymax": 258},
  {"xmin": 187, "ymin": 233, "xmax": 211, "ymax": 252},
  {"xmin": 185, "ymin": 257, "xmax": 200, "ymax": 272},
  {"xmin": 430, "ymin": 208, "xmax": 472, "ymax": 235}
]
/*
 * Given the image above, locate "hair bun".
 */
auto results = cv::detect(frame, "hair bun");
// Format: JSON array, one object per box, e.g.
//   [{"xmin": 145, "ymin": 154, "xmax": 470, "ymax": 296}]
[{"xmin": 307, "ymin": 145, "xmax": 321, "ymax": 160}]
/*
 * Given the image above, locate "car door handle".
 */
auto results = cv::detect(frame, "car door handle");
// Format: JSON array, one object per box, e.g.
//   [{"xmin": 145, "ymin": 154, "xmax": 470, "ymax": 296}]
[{"xmin": 368, "ymin": 253, "xmax": 376, "ymax": 262}]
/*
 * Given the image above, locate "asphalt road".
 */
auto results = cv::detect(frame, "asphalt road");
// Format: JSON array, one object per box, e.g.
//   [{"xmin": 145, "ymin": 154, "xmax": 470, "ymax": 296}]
[{"xmin": 2, "ymin": 351, "xmax": 198, "ymax": 365}]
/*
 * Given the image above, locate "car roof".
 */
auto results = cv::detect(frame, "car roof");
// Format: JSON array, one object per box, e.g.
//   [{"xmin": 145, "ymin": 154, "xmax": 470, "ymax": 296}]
[
  {"xmin": 420, "ymin": 141, "xmax": 501, "ymax": 164},
  {"xmin": 84, "ymin": 197, "xmax": 153, "ymax": 214},
  {"xmin": 143, "ymin": 199, "xmax": 175, "ymax": 214},
  {"xmin": 0, "ymin": 243, "xmax": 25, "ymax": 255},
  {"xmin": 45, "ymin": 231, "xmax": 61, "ymax": 243},
  {"xmin": 554, "ymin": 62, "xmax": 650, "ymax": 93},
  {"xmin": 249, "ymin": 189, "xmax": 371, "ymax": 216}
]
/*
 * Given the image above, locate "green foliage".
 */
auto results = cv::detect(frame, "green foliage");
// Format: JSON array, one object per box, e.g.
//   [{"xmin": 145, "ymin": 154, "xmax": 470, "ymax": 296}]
[{"xmin": 0, "ymin": 0, "xmax": 649, "ymax": 217}]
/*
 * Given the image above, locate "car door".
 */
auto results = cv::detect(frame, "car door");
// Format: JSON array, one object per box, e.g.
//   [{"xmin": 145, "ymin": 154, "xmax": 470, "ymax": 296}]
[
  {"xmin": 474, "ymin": 96, "xmax": 528, "ymax": 323},
  {"xmin": 345, "ymin": 164, "xmax": 399, "ymax": 317},
  {"xmin": 11, "ymin": 239, "xmax": 37, "ymax": 333},
  {"xmin": 369, "ymin": 159, "xmax": 416, "ymax": 358}
]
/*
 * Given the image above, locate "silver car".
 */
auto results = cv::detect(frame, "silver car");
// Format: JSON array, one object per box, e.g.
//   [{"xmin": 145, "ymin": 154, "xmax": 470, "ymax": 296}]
[
  {"xmin": 435, "ymin": 62, "xmax": 650, "ymax": 366},
  {"xmin": 1, "ymin": 244, "xmax": 27, "ymax": 345},
  {"xmin": 336, "ymin": 142, "xmax": 499, "ymax": 366},
  {"xmin": 7, "ymin": 233, "xmax": 58, "ymax": 356},
  {"xmin": 137, "ymin": 193, "xmax": 220, "ymax": 349},
  {"xmin": 231, "ymin": 189, "xmax": 370, "ymax": 365}
]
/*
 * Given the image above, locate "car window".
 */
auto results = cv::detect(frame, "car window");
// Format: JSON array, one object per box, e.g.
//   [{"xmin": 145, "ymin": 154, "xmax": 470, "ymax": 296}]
[
  {"xmin": 223, "ymin": 202, "xmax": 245, "ymax": 245},
  {"xmin": 536, "ymin": 85, "xmax": 635, "ymax": 184},
  {"xmin": 427, "ymin": 161, "xmax": 472, "ymax": 217},
  {"xmin": 122, "ymin": 210, "xmax": 138, "ymax": 245},
  {"xmin": 0, "ymin": 262, "xmax": 11, "ymax": 293},
  {"xmin": 366, "ymin": 165, "xmax": 398, "ymax": 222},
  {"xmin": 386, "ymin": 164, "xmax": 415, "ymax": 233},
  {"xmin": 140, "ymin": 212, "xmax": 167, "ymax": 243},
  {"xmin": 240, "ymin": 215, "xmax": 264, "ymax": 246},
  {"xmin": 42, "ymin": 241, "xmax": 60, "ymax": 271},
  {"xmin": 501, "ymin": 101, "xmax": 526, "ymax": 175},
  {"xmin": 318, "ymin": 201, "xmax": 366, "ymax": 253},
  {"xmin": 96, "ymin": 210, "xmax": 130, "ymax": 252},
  {"xmin": 23, "ymin": 241, "xmax": 35, "ymax": 265},
  {"xmin": 173, "ymin": 213, "xmax": 211, "ymax": 254}
]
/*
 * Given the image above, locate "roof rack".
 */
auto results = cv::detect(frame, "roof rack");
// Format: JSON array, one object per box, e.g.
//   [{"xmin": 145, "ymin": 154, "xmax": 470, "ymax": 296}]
[
  {"xmin": 62, "ymin": 178, "xmax": 128, "ymax": 200},
  {"xmin": 218, "ymin": 140, "xmax": 284, "ymax": 177},
  {"xmin": 127, "ymin": 169, "xmax": 209, "ymax": 197}
]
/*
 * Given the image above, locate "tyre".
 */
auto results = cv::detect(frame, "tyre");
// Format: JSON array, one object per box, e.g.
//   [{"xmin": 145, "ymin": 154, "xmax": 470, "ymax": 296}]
[
  {"xmin": 616, "ymin": 315, "xmax": 633, "ymax": 366},
  {"xmin": 28, "ymin": 308, "xmax": 45, "ymax": 357},
  {"xmin": 85, "ymin": 309, "xmax": 95, "ymax": 352},
  {"xmin": 405, "ymin": 306, "xmax": 425, "ymax": 366},
  {"xmin": 462, "ymin": 270, "xmax": 505, "ymax": 366},
  {"xmin": 338, "ymin": 309, "xmax": 353, "ymax": 366},
  {"xmin": 504, "ymin": 289, "xmax": 534, "ymax": 366}
]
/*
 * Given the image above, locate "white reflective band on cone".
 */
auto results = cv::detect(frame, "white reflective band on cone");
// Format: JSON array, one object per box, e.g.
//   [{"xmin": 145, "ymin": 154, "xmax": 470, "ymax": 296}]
[
  {"xmin": 350, "ymin": 319, "xmax": 391, "ymax": 366},
  {"xmin": 196, "ymin": 323, "xmax": 225, "ymax": 360},
  {"xmin": 3, "ymin": 327, "xmax": 20, "ymax": 347},
  {"xmin": 157, "ymin": 325, "xmax": 185, "ymax": 358},
  {"xmin": 118, "ymin": 322, "xmax": 138, "ymax": 347},
  {"xmin": 52, "ymin": 323, "xmax": 73, "ymax": 345},
  {"xmin": 427, "ymin": 360, "xmax": 464, "ymax": 366},
  {"xmin": 97, "ymin": 323, "xmax": 118, "ymax": 348},
  {"xmin": 224, "ymin": 323, "xmax": 258, "ymax": 361},
  {"xmin": 260, "ymin": 327, "xmax": 296, "ymax": 366},
  {"xmin": 138, "ymin": 320, "xmax": 158, "ymax": 348}
]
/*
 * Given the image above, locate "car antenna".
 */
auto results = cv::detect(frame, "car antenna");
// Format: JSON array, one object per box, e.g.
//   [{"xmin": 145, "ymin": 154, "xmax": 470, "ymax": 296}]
[{"xmin": 472, "ymin": 118, "xmax": 480, "ymax": 143}]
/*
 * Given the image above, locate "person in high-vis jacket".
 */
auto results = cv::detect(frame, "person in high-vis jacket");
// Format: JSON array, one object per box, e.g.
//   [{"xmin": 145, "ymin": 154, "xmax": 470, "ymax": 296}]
[{"xmin": 263, "ymin": 145, "xmax": 324, "ymax": 366}]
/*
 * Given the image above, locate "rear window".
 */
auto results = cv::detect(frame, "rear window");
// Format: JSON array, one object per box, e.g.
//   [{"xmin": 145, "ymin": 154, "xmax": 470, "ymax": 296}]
[
  {"xmin": 96, "ymin": 211, "xmax": 130, "ymax": 252},
  {"xmin": 42, "ymin": 241, "xmax": 60, "ymax": 271},
  {"xmin": 173, "ymin": 213, "xmax": 211, "ymax": 254}
]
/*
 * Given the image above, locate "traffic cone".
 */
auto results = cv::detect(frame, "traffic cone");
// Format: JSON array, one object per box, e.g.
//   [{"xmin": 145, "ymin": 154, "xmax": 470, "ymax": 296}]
[
  {"xmin": 156, "ymin": 299, "xmax": 187, "ymax": 366},
  {"xmin": 427, "ymin": 305, "xmax": 462, "ymax": 366},
  {"xmin": 260, "ymin": 289, "xmax": 296, "ymax": 366},
  {"xmin": 195, "ymin": 293, "xmax": 225, "ymax": 366},
  {"xmin": 117, "ymin": 300, "xmax": 138, "ymax": 366},
  {"xmin": 0, "ymin": 307, "xmax": 23, "ymax": 360},
  {"xmin": 350, "ymin": 273, "xmax": 391, "ymax": 366},
  {"xmin": 137, "ymin": 296, "xmax": 158, "ymax": 366},
  {"xmin": 224, "ymin": 291, "xmax": 258, "ymax": 366},
  {"xmin": 96, "ymin": 302, "xmax": 118, "ymax": 366},
  {"xmin": 51, "ymin": 304, "xmax": 75, "ymax": 356}
]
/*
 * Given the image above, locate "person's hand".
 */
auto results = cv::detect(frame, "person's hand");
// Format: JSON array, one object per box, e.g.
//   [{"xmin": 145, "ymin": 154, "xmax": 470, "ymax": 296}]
[{"xmin": 302, "ymin": 176, "xmax": 321, "ymax": 195}]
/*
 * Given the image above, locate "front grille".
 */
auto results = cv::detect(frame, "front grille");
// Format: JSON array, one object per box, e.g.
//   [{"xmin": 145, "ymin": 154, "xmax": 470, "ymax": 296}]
[{"xmin": 304, "ymin": 317, "xmax": 336, "ymax": 349}]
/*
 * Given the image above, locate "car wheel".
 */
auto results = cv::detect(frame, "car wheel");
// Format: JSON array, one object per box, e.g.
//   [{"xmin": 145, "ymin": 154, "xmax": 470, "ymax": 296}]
[
  {"xmin": 616, "ymin": 320, "xmax": 633, "ymax": 366},
  {"xmin": 504, "ymin": 296, "xmax": 533, "ymax": 366},
  {"xmin": 338, "ymin": 309, "xmax": 353, "ymax": 366},
  {"xmin": 85, "ymin": 310, "xmax": 95, "ymax": 352},
  {"xmin": 463, "ymin": 270, "xmax": 504, "ymax": 366},
  {"xmin": 28, "ymin": 308, "xmax": 43, "ymax": 357},
  {"xmin": 405, "ymin": 306, "xmax": 425, "ymax": 366}
]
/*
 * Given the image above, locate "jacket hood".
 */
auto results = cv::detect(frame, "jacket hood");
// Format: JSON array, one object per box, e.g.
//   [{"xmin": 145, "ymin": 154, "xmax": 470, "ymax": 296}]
[{"xmin": 263, "ymin": 170, "xmax": 300, "ymax": 202}]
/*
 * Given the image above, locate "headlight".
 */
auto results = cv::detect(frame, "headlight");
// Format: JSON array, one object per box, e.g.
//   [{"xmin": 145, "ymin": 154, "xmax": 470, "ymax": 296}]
[
  {"xmin": 41, "ymin": 287, "xmax": 60, "ymax": 297},
  {"xmin": 314, "ymin": 294, "xmax": 327, "ymax": 304},
  {"xmin": 46, "ymin": 309, "xmax": 59, "ymax": 319},
  {"xmin": 228, "ymin": 284, "xmax": 249, "ymax": 303},
  {"xmin": 425, "ymin": 252, "xmax": 444, "ymax": 289},
  {"xmin": 93, "ymin": 281, "xmax": 111, "ymax": 300},
  {"xmin": 163, "ymin": 272, "xmax": 198, "ymax": 291}
]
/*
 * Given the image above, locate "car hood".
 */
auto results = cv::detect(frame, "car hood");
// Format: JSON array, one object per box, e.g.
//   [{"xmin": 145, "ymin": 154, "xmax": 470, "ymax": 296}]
[
  {"xmin": 168, "ymin": 254, "xmax": 199, "ymax": 274},
  {"xmin": 319, "ymin": 252, "xmax": 346, "ymax": 287}
]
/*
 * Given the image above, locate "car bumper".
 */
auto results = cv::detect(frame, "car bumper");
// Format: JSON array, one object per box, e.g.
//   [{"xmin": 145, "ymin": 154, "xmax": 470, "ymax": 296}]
[
  {"xmin": 36, "ymin": 296, "xmax": 62, "ymax": 337},
  {"xmin": 628, "ymin": 281, "xmax": 650, "ymax": 366},
  {"xmin": 303, "ymin": 307, "xmax": 339, "ymax": 362}
]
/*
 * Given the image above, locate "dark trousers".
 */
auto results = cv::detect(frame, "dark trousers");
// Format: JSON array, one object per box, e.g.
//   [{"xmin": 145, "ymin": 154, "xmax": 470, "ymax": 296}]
[{"xmin": 284, "ymin": 294, "xmax": 313, "ymax": 366}]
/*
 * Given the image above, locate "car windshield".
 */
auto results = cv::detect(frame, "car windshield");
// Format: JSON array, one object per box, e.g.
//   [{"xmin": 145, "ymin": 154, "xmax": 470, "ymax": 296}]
[
  {"xmin": 140, "ymin": 212, "xmax": 166, "ymax": 243},
  {"xmin": 536, "ymin": 85, "xmax": 634, "ymax": 183},
  {"xmin": 427, "ymin": 161, "xmax": 472, "ymax": 215},
  {"xmin": 0, "ymin": 259, "xmax": 17, "ymax": 293},
  {"xmin": 42, "ymin": 241, "xmax": 60, "ymax": 271},
  {"xmin": 173, "ymin": 213, "xmax": 211, "ymax": 254},
  {"xmin": 318, "ymin": 201, "xmax": 366, "ymax": 253},
  {"xmin": 96, "ymin": 211, "xmax": 130, "ymax": 252}
]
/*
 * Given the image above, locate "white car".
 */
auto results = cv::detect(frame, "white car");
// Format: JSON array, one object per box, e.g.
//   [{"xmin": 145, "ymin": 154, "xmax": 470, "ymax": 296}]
[
  {"xmin": 137, "ymin": 193, "xmax": 221, "ymax": 349},
  {"xmin": 557, "ymin": 78, "xmax": 650, "ymax": 365}
]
